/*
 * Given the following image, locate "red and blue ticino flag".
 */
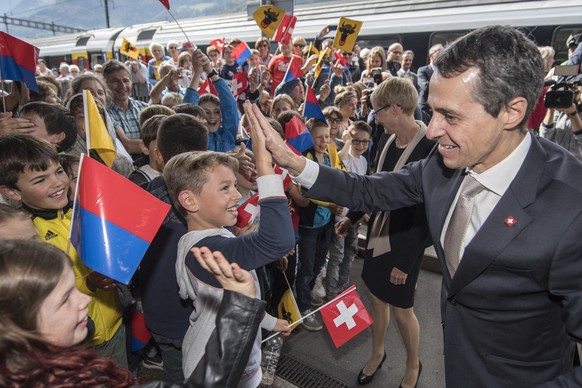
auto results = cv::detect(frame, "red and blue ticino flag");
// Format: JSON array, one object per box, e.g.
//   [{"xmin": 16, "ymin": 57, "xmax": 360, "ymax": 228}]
[
  {"xmin": 69, "ymin": 155, "xmax": 170, "ymax": 284},
  {"xmin": 285, "ymin": 115, "xmax": 314, "ymax": 154},
  {"xmin": 232, "ymin": 41, "xmax": 252, "ymax": 66},
  {"xmin": 303, "ymin": 86, "xmax": 326, "ymax": 121},
  {"xmin": 0, "ymin": 32, "xmax": 39, "ymax": 92}
]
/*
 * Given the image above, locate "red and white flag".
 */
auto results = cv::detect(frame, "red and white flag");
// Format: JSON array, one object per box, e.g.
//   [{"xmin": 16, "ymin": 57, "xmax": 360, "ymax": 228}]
[
  {"xmin": 274, "ymin": 164, "xmax": 292, "ymax": 189},
  {"xmin": 274, "ymin": 14, "xmax": 297, "ymax": 46},
  {"xmin": 210, "ymin": 38, "xmax": 225, "ymax": 52},
  {"xmin": 236, "ymin": 193, "xmax": 260, "ymax": 228},
  {"xmin": 199, "ymin": 78, "xmax": 218, "ymax": 96},
  {"xmin": 320, "ymin": 285, "xmax": 372, "ymax": 348},
  {"xmin": 230, "ymin": 72, "xmax": 248, "ymax": 100}
]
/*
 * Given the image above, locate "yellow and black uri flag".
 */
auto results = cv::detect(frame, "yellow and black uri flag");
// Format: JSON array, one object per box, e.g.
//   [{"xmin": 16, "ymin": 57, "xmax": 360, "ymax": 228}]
[
  {"xmin": 278, "ymin": 289, "xmax": 301, "ymax": 332},
  {"xmin": 332, "ymin": 17, "xmax": 363, "ymax": 53},
  {"xmin": 120, "ymin": 37, "xmax": 139, "ymax": 59},
  {"xmin": 252, "ymin": 5, "xmax": 285, "ymax": 38}
]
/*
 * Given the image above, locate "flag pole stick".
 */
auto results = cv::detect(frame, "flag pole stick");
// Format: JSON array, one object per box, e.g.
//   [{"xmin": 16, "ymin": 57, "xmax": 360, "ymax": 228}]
[
  {"xmin": 0, "ymin": 61, "xmax": 6, "ymax": 113},
  {"xmin": 166, "ymin": 9, "xmax": 195, "ymax": 50},
  {"xmin": 261, "ymin": 285, "xmax": 358, "ymax": 343}
]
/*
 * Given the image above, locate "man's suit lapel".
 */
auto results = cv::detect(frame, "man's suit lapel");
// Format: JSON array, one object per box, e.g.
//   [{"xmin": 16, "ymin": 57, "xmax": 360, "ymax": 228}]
[{"xmin": 448, "ymin": 134, "xmax": 546, "ymax": 297}]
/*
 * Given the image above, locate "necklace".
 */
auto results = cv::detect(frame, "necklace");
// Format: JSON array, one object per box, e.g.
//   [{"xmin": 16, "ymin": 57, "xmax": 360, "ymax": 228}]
[{"xmin": 395, "ymin": 138, "xmax": 408, "ymax": 149}]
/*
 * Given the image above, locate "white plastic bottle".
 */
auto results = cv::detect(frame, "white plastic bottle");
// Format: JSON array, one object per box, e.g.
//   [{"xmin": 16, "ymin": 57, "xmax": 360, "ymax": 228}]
[{"xmin": 260, "ymin": 335, "xmax": 283, "ymax": 386}]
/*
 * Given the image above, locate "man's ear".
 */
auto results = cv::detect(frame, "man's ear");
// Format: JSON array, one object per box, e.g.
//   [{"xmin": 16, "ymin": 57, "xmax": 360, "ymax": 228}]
[
  {"xmin": 178, "ymin": 190, "xmax": 198, "ymax": 213},
  {"xmin": 503, "ymin": 96, "xmax": 528, "ymax": 130},
  {"xmin": 0, "ymin": 185, "xmax": 22, "ymax": 202}
]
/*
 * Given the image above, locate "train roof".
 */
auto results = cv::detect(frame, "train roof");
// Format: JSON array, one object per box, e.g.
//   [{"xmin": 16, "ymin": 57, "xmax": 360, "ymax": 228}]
[{"xmin": 28, "ymin": 0, "xmax": 582, "ymax": 56}]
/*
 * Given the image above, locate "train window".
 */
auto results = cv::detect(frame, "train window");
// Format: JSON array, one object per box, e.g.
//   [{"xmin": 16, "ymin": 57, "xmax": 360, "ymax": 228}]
[
  {"xmin": 552, "ymin": 26, "xmax": 582, "ymax": 64},
  {"xmin": 137, "ymin": 29, "xmax": 157, "ymax": 42},
  {"xmin": 428, "ymin": 31, "xmax": 468, "ymax": 62},
  {"xmin": 76, "ymin": 37, "xmax": 90, "ymax": 47},
  {"xmin": 357, "ymin": 35, "xmax": 400, "ymax": 50}
]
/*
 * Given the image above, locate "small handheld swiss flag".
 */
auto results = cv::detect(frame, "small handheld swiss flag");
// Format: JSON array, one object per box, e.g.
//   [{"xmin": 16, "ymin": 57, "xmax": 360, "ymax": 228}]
[
  {"xmin": 231, "ymin": 72, "xmax": 249, "ymax": 100},
  {"xmin": 210, "ymin": 38, "xmax": 225, "ymax": 52},
  {"xmin": 198, "ymin": 78, "xmax": 218, "ymax": 96},
  {"xmin": 236, "ymin": 193, "xmax": 260, "ymax": 228},
  {"xmin": 320, "ymin": 285, "xmax": 372, "ymax": 348}
]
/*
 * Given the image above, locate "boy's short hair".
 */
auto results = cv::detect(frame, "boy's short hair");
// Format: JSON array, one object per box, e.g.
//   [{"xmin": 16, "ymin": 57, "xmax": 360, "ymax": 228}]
[
  {"xmin": 322, "ymin": 105, "xmax": 342, "ymax": 119},
  {"xmin": 0, "ymin": 204, "xmax": 32, "ymax": 224},
  {"xmin": 172, "ymin": 103, "xmax": 208, "ymax": 122},
  {"xmin": 306, "ymin": 118, "xmax": 328, "ymax": 133},
  {"xmin": 157, "ymin": 114, "xmax": 209, "ymax": 163},
  {"xmin": 59, "ymin": 153, "xmax": 80, "ymax": 178},
  {"xmin": 19, "ymin": 102, "xmax": 77, "ymax": 153},
  {"xmin": 161, "ymin": 92, "xmax": 183, "ymax": 108},
  {"xmin": 199, "ymin": 93, "xmax": 220, "ymax": 107},
  {"xmin": 349, "ymin": 121, "xmax": 372, "ymax": 136},
  {"xmin": 141, "ymin": 115, "xmax": 166, "ymax": 148},
  {"xmin": 139, "ymin": 104, "xmax": 174, "ymax": 126},
  {"xmin": 206, "ymin": 46, "xmax": 219, "ymax": 56},
  {"xmin": 0, "ymin": 135, "xmax": 60, "ymax": 189},
  {"xmin": 163, "ymin": 151, "xmax": 239, "ymax": 217},
  {"xmin": 267, "ymin": 117, "xmax": 284, "ymax": 139},
  {"xmin": 29, "ymin": 80, "xmax": 59, "ymax": 103}
]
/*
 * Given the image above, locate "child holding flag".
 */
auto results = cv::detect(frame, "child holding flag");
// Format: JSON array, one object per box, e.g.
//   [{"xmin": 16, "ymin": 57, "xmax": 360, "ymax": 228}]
[
  {"xmin": 0, "ymin": 134, "xmax": 126, "ymax": 367},
  {"xmin": 164, "ymin": 101, "xmax": 295, "ymax": 387}
]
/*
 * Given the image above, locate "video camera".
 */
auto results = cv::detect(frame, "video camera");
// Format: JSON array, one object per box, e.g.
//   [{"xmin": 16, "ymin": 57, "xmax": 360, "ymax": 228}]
[{"xmin": 544, "ymin": 65, "xmax": 581, "ymax": 109}]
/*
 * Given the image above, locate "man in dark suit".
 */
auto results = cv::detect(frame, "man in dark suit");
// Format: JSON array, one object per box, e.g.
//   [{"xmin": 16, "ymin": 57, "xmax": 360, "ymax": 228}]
[
  {"xmin": 417, "ymin": 43, "xmax": 443, "ymax": 124},
  {"xmin": 255, "ymin": 25, "xmax": 582, "ymax": 387}
]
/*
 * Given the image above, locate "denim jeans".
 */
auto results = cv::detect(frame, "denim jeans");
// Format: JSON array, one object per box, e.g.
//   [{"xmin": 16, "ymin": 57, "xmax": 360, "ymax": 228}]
[
  {"xmin": 325, "ymin": 223, "xmax": 359, "ymax": 300},
  {"xmin": 296, "ymin": 222, "xmax": 333, "ymax": 312},
  {"xmin": 152, "ymin": 332, "xmax": 185, "ymax": 384}
]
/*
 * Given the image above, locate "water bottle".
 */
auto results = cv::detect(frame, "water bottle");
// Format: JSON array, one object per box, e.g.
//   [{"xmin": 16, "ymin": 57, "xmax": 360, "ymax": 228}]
[{"xmin": 261, "ymin": 335, "xmax": 283, "ymax": 386}]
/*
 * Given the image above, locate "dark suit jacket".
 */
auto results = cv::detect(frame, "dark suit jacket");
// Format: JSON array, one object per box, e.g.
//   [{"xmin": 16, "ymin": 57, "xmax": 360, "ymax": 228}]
[
  {"xmin": 306, "ymin": 133, "xmax": 582, "ymax": 387},
  {"xmin": 417, "ymin": 64, "xmax": 434, "ymax": 120}
]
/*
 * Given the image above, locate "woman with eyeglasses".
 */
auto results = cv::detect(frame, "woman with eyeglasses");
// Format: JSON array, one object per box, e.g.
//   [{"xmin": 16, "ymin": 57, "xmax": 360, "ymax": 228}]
[{"xmin": 338, "ymin": 77, "xmax": 434, "ymax": 387}]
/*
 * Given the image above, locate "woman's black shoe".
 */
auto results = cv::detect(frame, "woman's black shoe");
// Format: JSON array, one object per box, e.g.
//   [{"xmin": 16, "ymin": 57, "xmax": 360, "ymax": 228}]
[
  {"xmin": 398, "ymin": 361, "xmax": 422, "ymax": 388},
  {"xmin": 357, "ymin": 352, "xmax": 387, "ymax": 385}
]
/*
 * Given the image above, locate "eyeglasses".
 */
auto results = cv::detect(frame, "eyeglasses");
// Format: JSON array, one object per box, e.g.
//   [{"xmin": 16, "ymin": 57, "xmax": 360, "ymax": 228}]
[
  {"xmin": 372, "ymin": 104, "xmax": 390, "ymax": 115},
  {"xmin": 342, "ymin": 52, "xmax": 353, "ymax": 57},
  {"xmin": 326, "ymin": 117, "xmax": 342, "ymax": 124},
  {"xmin": 294, "ymin": 44, "xmax": 305, "ymax": 48},
  {"xmin": 351, "ymin": 139, "xmax": 370, "ymax": 146},
  {"xmin": 257, "ymin": 43, "xmax": 268, "ymax": 48}
]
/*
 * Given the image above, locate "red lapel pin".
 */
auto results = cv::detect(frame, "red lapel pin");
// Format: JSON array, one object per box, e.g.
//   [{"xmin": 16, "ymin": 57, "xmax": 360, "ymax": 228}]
[{"xmin": 504, "ymin": 216, "xmax": 517, "ymax": 227}]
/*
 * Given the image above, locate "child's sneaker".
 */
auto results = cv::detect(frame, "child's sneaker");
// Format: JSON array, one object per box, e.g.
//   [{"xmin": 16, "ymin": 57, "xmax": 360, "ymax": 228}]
[
  {"xmin": 301, "ymin": 309, "xmax": 323, "ymax": 332},
  {"xmin": 141, "ymin": 347, "xmax": 164, "ymax": 370}
]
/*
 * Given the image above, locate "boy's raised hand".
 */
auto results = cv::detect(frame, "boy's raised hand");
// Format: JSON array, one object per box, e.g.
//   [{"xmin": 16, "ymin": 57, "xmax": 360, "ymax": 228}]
[
  {"xmin": 242, "ymin": 101, "xmax": 306, "ymax": 176},
  {"xmin": 192, "ymin": 247, "xmax": 256, "ymax": 298},
  {"xmin": 242, "ymin": 100, "xmax": 273, "ymax": 176}
]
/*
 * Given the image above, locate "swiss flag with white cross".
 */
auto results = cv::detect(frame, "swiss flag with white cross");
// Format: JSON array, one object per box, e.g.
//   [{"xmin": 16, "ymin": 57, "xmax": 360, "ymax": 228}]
[{"xmin": 320, "ymin": 285, "xmax": 373, "ymax": 348}]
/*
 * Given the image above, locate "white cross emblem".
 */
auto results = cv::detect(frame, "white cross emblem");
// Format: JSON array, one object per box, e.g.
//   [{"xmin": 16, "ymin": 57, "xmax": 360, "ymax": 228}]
[
  {"xmin": 230, "ymin": 78, "xmax": 242, "ymax": 97},
  {"xmin": 333, "ymin": 301, "xmax": 358, "ymax": 330},
  {"xmin": 244, "ymin": 203, "xmax": 258, "ymax": 224}
]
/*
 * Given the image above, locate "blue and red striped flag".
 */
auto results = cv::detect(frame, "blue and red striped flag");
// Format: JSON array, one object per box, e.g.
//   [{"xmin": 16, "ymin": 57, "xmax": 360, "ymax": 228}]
[
  {"xmin": 0, "ymin": 32, "xmax": 39, "ymax": 92},
  {"xmin": 70, "ymin": 155, "xmax": 170, "ymax": 285},
  {"xmin": 282, "ymin": 56, "xmax": 302, "ymax": 84},
  {"xmin": 285, "ymin": 115, "xmax": 313, "ymax": 154},
  {"xmin": 130, "ymin": 306, "xmax": 152, "ymax": 351},
  {"xmin": 232, "ymin": 41, "xmax": 252, "ymax": 66},
  {"xmin": 303, "ymin": 86, "xmax": 326, "ymax": 121}
]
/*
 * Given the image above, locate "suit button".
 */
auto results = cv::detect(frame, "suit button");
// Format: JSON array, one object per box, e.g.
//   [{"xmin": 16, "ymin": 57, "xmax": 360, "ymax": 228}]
[{"xmin": 448, "ymin": 297, "xmax": 457, "ymax": 305}]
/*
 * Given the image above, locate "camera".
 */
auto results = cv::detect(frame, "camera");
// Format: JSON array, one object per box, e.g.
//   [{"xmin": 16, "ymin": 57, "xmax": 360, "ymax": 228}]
[
  {"xmin": 544, "ymin": 82, "xmax": 579, "ymax": 109},
  {"xmin": 371, "ymin": 67, "xmax": 383, "ymax": 85},
  {"xmin": 545, "ymin": 64, "xmax": 581, "ymax": 109}
]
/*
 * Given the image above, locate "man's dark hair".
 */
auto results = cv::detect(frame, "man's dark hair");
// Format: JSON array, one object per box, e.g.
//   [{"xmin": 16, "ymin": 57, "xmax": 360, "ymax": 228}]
[
  {"xmin": 157, "ymin": 114, "xmax": 208, "ymax": 162},
  {"xmin": 434, "ymin": 25, "xmax": 544, "ymax": 130},
  {"xmin": 101, "ymin": 59, "xmax": 130, "ymax": 79}
]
